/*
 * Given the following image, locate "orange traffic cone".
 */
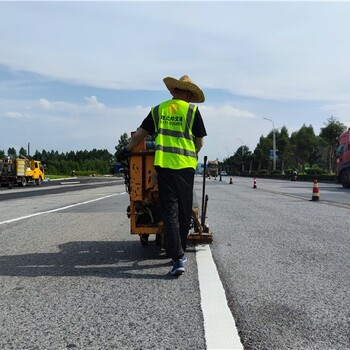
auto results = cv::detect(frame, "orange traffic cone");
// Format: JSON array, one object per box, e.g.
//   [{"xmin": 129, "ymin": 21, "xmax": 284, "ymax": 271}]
[
  {"xmin": 311, "ymin": 180, "xmax": 320, "ymax": 201},
  {"xmin": 253, "ymin": 177, "xmax": 257, "ymax": 189},
  {"xmin": 229, "ymin": 176, "xmax": 233, "ymax": 184}
]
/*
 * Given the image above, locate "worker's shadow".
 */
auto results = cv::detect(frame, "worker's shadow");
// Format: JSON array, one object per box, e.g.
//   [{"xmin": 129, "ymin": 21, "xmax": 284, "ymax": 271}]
[{"xmin": 0, "ymin": 240, "xmax": 176, "ymax": 280}]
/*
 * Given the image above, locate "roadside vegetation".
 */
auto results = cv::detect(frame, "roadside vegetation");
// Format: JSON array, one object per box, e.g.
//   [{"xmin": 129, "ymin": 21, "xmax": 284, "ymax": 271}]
[
  {"xmin": 0, "ymin": 148, "xmax": 117, "ymax": 177},
  {"xmin": 221, "ymin": 116, "xmax": 347, "ymax": 179},
  {"xmin": 0, "ymin": 117, "xmax": 346, "ymax": 179}
]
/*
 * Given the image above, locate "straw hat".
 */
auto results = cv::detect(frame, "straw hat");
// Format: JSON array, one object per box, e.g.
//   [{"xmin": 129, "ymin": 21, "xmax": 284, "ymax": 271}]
[{"xmin": 163, "ymin": 75, "xmax": 205, "ymax": 103}]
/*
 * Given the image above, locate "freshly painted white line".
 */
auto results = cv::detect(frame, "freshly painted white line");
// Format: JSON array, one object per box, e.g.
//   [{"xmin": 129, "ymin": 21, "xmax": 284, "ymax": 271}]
[
  {"xmin": 0, "ymin": 193, "xmax": 125, "ymax": 226},
  {"xmin": 196, "ymin": 244, "xmax": 243, "ymax": 350}
]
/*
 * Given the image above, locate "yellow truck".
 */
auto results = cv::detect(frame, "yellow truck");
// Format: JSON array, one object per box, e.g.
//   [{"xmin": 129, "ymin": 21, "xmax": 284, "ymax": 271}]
[
  {"xmin": 0, "ymin": 156, "xmax": 45, "ymax": 187},
  {"xmin": 207, "ymin": 160, "xmax": 219, "ymax": 178}
]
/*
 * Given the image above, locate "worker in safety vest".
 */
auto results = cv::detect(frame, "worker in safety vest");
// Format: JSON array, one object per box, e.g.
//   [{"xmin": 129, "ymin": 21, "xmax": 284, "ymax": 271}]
[{"xmin": 118, "ymin": 75, "xmax": 207, "ymax": 276}]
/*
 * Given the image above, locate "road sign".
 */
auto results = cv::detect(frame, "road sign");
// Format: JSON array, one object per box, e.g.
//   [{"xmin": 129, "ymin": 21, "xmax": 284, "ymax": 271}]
[{"xmin": 269, "ymin": 150, "xmax": 279, "ymax": 160}]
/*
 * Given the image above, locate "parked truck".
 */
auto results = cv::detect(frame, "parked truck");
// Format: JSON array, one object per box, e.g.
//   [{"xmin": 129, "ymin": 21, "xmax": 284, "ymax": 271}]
[
  {"xmin": 336, "ymin": 128, "xmax": 350, "ymax": 188},
  {"xmin": 207, "ymin": 160, "xmax": 219, "ymax": 178},
  {"xmin": 0, "ymin": 156, "xmax": 45, "ymax": 187}
]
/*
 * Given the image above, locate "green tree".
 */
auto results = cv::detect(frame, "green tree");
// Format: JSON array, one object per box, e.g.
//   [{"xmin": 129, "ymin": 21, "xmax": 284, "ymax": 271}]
[
  {"xmin": 115, "ymin": 132, "xmax": 130, "ymax": 157},
  {"xmin": 19, "ymin": 147, "xmax": 27, "ymax": 157},
  {"xmin": 276, "ymin": 126, "xmax": 291, "ymax": 174},
  {"xmin": 254, "ymin": 135, "xmax": 271, "ymax": 172},
  {"xmin": 7, "ymin": 147, "xmax": 16, "ymax": 158},
  {"xmin": 240, "ymin": 146, "xmax": 251, "ymax": 173},
  {"xmin": 33, "ymin": 150, "xmax": 42, "ymax": 161},
  {"xmin": 290, "ymin": 124, "xmax": 319, "ymax": 171},
  {"xmin": 30, "ymin": 148, "xmax": 114, "ymax": 175},
  {"xmin": 221, "ymin": 154, "xmax": 235, "ymax": 175},
  {"xmin": 221, "ymin": 146, "xmax": 249, "ymax": 175},
  {"xmin": 319, "ymin": 116, "xmax": 347, "ymax": 174},
  {"xmin": 245, "ymin": 151, "xmax": 255, "ymax": 174}
]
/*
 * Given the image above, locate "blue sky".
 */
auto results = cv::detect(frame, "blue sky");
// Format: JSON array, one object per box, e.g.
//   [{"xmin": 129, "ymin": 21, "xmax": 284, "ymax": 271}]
[{"xmin": 1, "ymin": 1, "xmax": 350, "ymax": 162}]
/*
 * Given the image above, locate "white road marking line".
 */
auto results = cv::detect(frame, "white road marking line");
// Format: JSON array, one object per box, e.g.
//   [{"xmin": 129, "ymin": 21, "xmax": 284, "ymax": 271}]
[
  {"xmin": 0, "ymin": 193, "xmax": 125, "ymax": 226},
  {"xmin": 196, "ymin": 244, "xmax": 243, "ymax": 350},
  {"xmin": 60, "ymin": 181, "xmax": 81, "ymax": 185}
]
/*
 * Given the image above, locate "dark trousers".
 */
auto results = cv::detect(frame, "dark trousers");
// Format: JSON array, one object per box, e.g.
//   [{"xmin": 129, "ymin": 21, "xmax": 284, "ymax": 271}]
[{"xmin": 157, "ymin": 168, "xmax": 194, "ymax": 261}]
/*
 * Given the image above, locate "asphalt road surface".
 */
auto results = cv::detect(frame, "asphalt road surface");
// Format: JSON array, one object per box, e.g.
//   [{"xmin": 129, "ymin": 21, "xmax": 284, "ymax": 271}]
[
  {"xmin": 206, "ymin": 176, "xmax": 350, "ymax": 350},
  {"xmin": 0, "ymin": 176, "xmax": 349, "ymax": 349}
]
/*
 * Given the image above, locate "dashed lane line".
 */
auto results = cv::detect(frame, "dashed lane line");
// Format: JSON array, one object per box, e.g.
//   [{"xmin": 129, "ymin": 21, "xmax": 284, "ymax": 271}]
[{"xmin": 0, "ymin": 193, "xmax": 124, "ymax": 226}]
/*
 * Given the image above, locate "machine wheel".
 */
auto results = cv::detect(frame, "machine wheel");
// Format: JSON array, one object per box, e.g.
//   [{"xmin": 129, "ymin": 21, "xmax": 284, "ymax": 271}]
[
  {"xmin": 341, "ymin": 170, "xmax": 350, "ymax": 188},
  {"xmin": 20, "ymin": 177, "xmax": 27, "ymax": 187},
  {"xmin": 36, "ymin": 177, "xmax": 42, "ymax": 186},
  {"xmin": 140, "ymin": 234, "xmax": 149, "ymax": 246}
]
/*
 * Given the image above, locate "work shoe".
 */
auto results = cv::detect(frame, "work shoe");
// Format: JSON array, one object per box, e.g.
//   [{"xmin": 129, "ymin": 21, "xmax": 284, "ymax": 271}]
[
  {"xmin": 171, "ymin": 255, "xmax": 187, "ymax": 265},
  {"xmin": 170, "ymin": 259, "xmax": 185, "ymax": 276}
]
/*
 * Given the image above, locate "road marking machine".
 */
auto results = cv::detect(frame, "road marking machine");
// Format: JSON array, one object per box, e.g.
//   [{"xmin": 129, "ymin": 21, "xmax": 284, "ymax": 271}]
[{"xmin": 122, "ymin": 133, "xmax": 213, "ymax": 246}]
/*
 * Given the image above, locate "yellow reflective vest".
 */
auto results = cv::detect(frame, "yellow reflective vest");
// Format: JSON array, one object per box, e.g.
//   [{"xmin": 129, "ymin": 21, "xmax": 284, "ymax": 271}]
[{"xmin": 151, "ymin": 99, "xmax": 197, "ymax": 170}]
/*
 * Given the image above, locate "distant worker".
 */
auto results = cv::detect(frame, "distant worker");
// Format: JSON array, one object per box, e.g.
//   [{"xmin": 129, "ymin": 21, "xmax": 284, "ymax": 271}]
[{"xmin": 117, "ymin": 75, "xmax": 207, "ymax": 276}]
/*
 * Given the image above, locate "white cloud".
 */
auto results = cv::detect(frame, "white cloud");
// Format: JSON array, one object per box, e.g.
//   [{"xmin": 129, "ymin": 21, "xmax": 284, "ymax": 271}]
[
  {"xmin": 320, "ymin": 103, "xmax": 350, "ymax": 129},
  {"xmin": 1, "ymin": 2, "xmax": 350, "ymax": 159},
  {"xmin": 5, "ymin": 111, "xmax": 26, "ymax": 119},
  {"xmin": 1, "ymin": 92, "xmax": 255, "ymax": 160},
  {"xmin": 1, "ymin": 2, "xmax": 350, "ymax": 102},
  {"xmin": 0, "ymin": 95, "xmax": 150, "ymax": 153},
  {"xmin": 322, "ymin": 103, "xmax": 350, "ymax": 117},
  {"xmin": 39, "ymin": 98, "xmax": 53, "ymax": 110},
  {"xmin": 38, "ymin": 98, "xmax": 79, "ymax": 114},
  {"xmin": 197, "ymin": 104, "xmax": 261, "ymax": 161},
  {"xmin": 202, "ymin": 105, "xmax": 255, "ymax": 121},
  {"xmin": 84, "ymin": 95, "xmax": 105, "ymax": 110}
]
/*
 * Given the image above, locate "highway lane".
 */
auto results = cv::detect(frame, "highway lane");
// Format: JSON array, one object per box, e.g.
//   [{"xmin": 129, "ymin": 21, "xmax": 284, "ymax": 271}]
[
  {"xmin": 202, "ymin": 176, "xmax": 350, "ymax": 350},
  {"xmin": 0, "ymin": 176, "xmax": 124, "ymax": 201},
  {"xmin": 0, "ymin": 182, "xmax": 209, "ymax": 350},
  {"xmin": 241, "ymin": 177, "xmax": 350, "ymax": 208},
  {"xmin": 0, "ymin": 177, "xmax": 349, "ymax": 349}
]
